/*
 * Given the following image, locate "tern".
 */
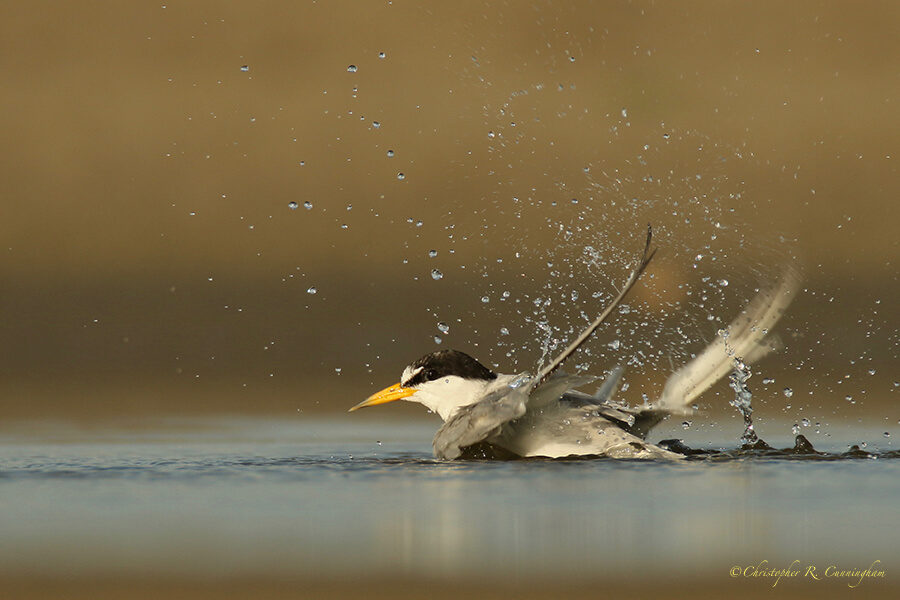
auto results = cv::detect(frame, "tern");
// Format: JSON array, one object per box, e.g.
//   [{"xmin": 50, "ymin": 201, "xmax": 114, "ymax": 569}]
[{"xmin": 351, "ymin": 226, "xmax": 799, "ymax": 459}]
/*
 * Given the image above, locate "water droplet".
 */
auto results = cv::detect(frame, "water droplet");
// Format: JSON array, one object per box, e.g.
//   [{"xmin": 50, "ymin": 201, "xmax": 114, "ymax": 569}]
[
  {"xmin": 288, "ymin": 201, "xmax": 298, "ymax": 210},
  {"xmin": 801, "ymin": 418, "xmax": 810, "ymax": 427},
  {"xmin": 886, "ymin": 432, "xmax": 892, "ymax": 438},
  {"xmin": 868, "ymin": 368, "xmax": 876, "ymax": 375},
  {"xmin": 500, "ymin": 327, "xmax": 510, "ymax": 336},
  {"xmin": 397, "ymin": 173, "xmax": 405, "ymax": 180},
  {"xmin": 508, "ymin": 374, "xmax": 531, "ymax": 389},
  {"xmin": 307, "ymin": 286, "xmax": 317, "ymax": 294},
  {"xmin": 373, "ymin": 121, "xmax": 381, "ymax": 129},
  {"xmin": 718, "ymin": 279, "xmax": 729, "ymax": 287},
  {"xmin": 240, "ymin": 65, "xmax": 249, "ymax": 72},
  {"xmin": 387, "ymin": 150, "xmax": 394, "ymax": 157},
  {"xmin": 431, "ymin": 269, "xmax": 443, "ymax": 280},
  {"xmin": 347, "ymin": 65, "xmax": 357, "ymax": 73},
  {"xmin": 303, "ymin": 201, "xmax": 313, "ymax": 210},
  {"xmin": 681, "ymin": 421, "xmax": 692, "ymax": 430},
  {"xmin": 783, "ymin": 387, "xmax": 794, "ymax": 398},
  {"xmin": 762, "ymin": 377, "xmax": 775, "ymax": 384},
  {"xmin": 437, "ymin": 322, "xmax": 449, "ymax": 334},
  {"xmin": 334, "ymin": 367, "xmax": 342, "ymax": 374},
  {"xmin": 378, "ymin": 52, "xmax": 385, "ymax": 59},
  {"xmin": 621, "ymin": 108, "xmax": 627, "ymax": 118},
  {"xmin": 428, "ymin": 250, "xmax": 437, "ymax": 258},
  {"xmin": 792, "ymin": 424, "xmax": 800, "ymax": 435},
  {"xmin": 434, "ymin": 336, "xmax": 442, "ymax": 344},
  {"xmin": 481, "ymin": 296, "xmax": 490, "ymax": 303}
]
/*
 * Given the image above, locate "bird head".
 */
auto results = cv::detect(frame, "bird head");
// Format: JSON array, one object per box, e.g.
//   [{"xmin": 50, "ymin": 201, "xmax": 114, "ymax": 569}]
[{"xmin": 349, "ymin": 349, "xmax": 499, "ymax": 421}]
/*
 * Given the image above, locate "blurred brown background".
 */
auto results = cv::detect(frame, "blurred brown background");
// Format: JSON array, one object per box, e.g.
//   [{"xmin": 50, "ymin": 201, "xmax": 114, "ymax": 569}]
[{"xmin": 1, "ymin": 1, "xmax": 897, "ymax": 422}]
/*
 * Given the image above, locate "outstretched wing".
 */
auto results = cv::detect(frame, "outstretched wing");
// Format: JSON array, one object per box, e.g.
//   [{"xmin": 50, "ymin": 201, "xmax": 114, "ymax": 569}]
[
  {"xmin": 656, "ymin": 267, "xmax": 801, "ymax": 415},
  {"xmin": 529, "ymin": 224, "xmax": 656, "ymax": 393}
]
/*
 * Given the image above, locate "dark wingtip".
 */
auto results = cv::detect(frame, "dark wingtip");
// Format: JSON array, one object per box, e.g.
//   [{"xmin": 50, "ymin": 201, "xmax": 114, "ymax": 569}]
[{"xmin": 638, "ymin": 223, "xmax": 656, "ymax": 274}]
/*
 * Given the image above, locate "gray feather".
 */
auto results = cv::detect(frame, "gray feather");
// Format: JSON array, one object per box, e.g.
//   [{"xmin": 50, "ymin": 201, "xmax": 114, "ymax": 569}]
[{"xmin": 432, "ymin": 385, "xmax": 529, "ymax": 460}]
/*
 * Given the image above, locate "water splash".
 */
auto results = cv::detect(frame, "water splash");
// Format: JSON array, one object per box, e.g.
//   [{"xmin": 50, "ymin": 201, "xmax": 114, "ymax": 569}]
[
  {"xmin": 728, "ymin": 357, "xmax": 758, "ymax": 446},
  {"xmin": 656, "ymin": 435, "xmax": 896, "ymax": 460},
  {"xmin": 534, "ymin": 318, "xmax": 555, "ymax": 372}
]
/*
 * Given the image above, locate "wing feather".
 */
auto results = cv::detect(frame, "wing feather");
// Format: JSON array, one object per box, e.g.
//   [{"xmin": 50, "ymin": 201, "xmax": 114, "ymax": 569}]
[
  {"xmin": 530, "ymin": 225, "xmax": 655, "ymax": 393},
  {"xmin": 432, "ymin": 385, "xmax": 529, "ymax": 460}
]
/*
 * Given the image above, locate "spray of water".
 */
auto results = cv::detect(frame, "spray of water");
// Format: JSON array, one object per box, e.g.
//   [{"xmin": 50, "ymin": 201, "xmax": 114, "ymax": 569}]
[
  {"xmin": 435, "ymin": 80, "xmax": 797, "ymax": 415},
  {"xmin": 728, "ymin": 357, "xmax": 758, "ymax": 446}
]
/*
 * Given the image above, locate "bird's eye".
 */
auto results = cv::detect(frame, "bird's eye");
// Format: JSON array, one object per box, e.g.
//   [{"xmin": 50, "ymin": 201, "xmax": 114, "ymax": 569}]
[{"xmin": 425, "ymin": 369, "xmax": 440, "ymax": 381}]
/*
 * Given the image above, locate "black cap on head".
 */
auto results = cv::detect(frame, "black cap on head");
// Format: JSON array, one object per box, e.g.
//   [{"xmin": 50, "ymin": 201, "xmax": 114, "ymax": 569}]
[{"xmin": 402, "ymin": 349, "xmax": 497, "ymax": 387}]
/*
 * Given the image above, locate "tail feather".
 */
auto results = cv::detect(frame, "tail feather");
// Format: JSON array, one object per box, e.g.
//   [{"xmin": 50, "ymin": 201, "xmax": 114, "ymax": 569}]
[{"xmin": 656, "ymin": 268, "xmax": 801, "ymax": 415}]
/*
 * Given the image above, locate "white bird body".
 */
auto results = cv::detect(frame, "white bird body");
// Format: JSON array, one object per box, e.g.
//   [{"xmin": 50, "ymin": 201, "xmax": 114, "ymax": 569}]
[
  {"xmin": 350, "ymin": 228, "xmax": 799, "ymax": 460},
  {"xmin": 480, "ymin": 376, "xmax": 680, "ymax": 460}
]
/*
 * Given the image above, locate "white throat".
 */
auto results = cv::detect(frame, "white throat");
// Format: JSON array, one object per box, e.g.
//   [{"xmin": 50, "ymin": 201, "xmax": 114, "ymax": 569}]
[{"xmin": 407, "ymin": 375, "xmax": 501, "ymax": 422}]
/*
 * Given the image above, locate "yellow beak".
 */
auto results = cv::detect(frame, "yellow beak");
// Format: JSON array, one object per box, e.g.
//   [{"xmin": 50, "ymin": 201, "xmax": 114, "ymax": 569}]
[{"xmin": 349, "ymin": 382, "xmax": 417, "ymax": 412}]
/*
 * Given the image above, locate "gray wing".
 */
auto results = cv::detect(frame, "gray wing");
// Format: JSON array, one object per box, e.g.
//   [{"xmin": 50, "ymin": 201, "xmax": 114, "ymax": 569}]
[
  {"xmin": 432, "ymin": 386, "xmax": 529, "ymax": 460},
  {"xmin": 558, "ymin": 366, "xmax": 670, "ymax": 438},
  {"xmin": 529, "ymin": 225, "xmax": 655, "ymax": 393},
  {"xmin": 559, "ymin": 365, "xmax": 635, "ymax": 426},
  {"xmin": 498, "ymin": 400, "xmax": 682, "ymax": 459},
  {"xmin": 656, "ymin": 268, "xmax": 800, "ymax": 415}
]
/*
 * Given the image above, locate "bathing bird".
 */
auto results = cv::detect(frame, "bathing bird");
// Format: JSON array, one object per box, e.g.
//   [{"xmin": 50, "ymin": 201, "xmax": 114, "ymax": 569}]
[{"xmin": 350, "ymin": 226, "xmax": 798, "ymax": 459}]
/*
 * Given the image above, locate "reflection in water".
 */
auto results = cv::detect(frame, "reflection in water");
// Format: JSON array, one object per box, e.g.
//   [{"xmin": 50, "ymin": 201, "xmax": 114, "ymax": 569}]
[{"xmin": 0, "ymin": 418, "xmax": 898, "ymax": 582}]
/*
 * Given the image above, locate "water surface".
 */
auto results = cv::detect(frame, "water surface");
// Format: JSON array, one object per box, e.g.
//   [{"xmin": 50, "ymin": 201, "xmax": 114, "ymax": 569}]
[{"xmin": 1, "ymin": 417, "xmax": 897, "ymax": 583}]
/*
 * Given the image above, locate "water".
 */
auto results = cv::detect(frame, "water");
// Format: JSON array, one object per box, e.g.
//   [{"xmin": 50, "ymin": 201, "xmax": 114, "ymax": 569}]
[
  {"xmin": 728, "ymin": 357, "xmax": 758, "ymax": 445},
  {"xmin": 1, "ymin": 417, "xmax": 898, "ymax": 582}
]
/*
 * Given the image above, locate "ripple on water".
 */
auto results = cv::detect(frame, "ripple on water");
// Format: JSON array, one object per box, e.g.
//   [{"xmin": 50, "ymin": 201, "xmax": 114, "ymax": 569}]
[
  {"xmin": 2, "ymin": 434, "xmax": 895, "ymax": 486},
  {"xmin": 1, "ymin": 419, "xmax": 898, "ymax": 583}
]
